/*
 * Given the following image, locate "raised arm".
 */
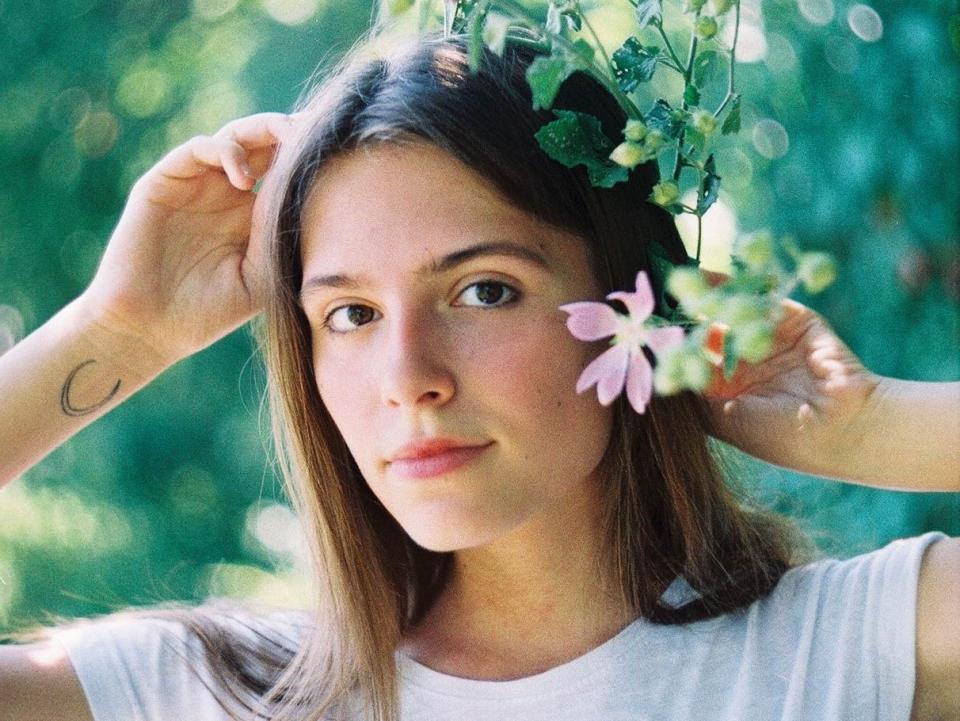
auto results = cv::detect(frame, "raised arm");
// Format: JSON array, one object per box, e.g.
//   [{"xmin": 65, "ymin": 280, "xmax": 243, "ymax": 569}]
[
  {"xmin": 0, "ymin": 295, "xmax": 170, "ymax": 488},
  {"xmin": 701, "ymin": 294, "xmax": 959, "ymax": 493},
  {"xmin": 0, "ymin": 112, "xmax": 294, "ymax": 490}
]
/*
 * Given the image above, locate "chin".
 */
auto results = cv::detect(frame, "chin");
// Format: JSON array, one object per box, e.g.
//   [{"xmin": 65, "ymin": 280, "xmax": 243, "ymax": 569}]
[{"xmin": 400, "ymin": 514, "xmax": 505, "ymax": 553}]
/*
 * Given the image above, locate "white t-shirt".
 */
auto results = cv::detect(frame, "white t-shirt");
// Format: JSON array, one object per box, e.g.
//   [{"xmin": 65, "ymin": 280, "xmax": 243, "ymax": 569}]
[{"xmin": 52, "ymin": 531, "xmax": 948, "ymax": 721}]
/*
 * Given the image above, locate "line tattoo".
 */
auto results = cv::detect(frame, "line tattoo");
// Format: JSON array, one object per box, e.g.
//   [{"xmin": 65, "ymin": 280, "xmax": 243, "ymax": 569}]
[{"xmin": 61, "ymin": 359, "xmax": 122, "ymax": 417}]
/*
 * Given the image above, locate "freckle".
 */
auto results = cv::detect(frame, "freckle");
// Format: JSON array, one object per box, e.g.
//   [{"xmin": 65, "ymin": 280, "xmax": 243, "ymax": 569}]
[{"xmin": 556, "ymin": 400, "xmax": 562, "ymax": 407}]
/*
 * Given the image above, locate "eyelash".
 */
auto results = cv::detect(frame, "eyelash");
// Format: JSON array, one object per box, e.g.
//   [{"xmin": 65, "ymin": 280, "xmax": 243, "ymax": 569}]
[{"xmin": 320, "ymin": 279, "xmax": 521, "ymax": 335}]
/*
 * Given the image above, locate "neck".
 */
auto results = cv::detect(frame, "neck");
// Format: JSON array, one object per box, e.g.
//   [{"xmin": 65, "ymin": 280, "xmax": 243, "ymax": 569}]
[{"xmin": 399, "ymin": 474, "xmax": 643, "ymax": 681}]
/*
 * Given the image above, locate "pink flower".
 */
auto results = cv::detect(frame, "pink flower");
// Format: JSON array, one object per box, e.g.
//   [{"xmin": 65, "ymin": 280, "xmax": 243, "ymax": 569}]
[{"xmin": 559, "ymin": 270, "xmax": 686, "ymax": 414}]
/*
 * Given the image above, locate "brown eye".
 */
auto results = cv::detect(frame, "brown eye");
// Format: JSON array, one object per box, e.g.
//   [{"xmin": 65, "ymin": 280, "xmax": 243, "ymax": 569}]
[
  {"xmin": 323, "ymin": 304, "xmax": 379, "ymax": 334},
  {"xmin": 458, "ymin": 280, "xmax": 520, "ymax": 308}
]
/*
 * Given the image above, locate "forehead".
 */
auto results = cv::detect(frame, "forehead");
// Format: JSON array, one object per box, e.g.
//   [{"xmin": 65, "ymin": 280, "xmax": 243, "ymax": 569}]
[{"xmin": 298, "ymin": 143, "xmax": 585, "ymax": 277}]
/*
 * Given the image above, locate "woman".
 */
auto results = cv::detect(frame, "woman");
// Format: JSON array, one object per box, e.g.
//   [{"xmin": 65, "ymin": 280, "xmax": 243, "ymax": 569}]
[{"xmin": 1, "ymin": 29, "xmax": 957, "ymax": 721}]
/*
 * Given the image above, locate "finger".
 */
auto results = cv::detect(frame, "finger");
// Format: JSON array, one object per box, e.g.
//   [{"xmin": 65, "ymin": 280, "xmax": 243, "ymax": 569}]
[
  {"xmin": 213, "ymin": 112, "xmax": 297, "ymax": 150},
  {"xmin": 154, "ymin": 135, "xmax": 254, "ymax": 190}
]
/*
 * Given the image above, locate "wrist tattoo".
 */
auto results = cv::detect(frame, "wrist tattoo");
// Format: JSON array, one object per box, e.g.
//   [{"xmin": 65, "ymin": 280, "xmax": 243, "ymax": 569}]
[{"xmin": 61, "ymin": 359, "xmax": 122, "ymax": 417}]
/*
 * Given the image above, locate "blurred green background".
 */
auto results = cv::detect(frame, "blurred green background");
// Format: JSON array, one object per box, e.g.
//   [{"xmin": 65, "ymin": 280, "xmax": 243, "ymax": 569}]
[{"xmin": 0, "ymin": 0, "xmax": 957, "ymax": 631}]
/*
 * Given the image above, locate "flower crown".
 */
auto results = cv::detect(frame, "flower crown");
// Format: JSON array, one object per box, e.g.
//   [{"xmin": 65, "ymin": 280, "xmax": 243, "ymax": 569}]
[{"xmin": 385, "ymin": 0, "xmax": 837, "ymax": 413}]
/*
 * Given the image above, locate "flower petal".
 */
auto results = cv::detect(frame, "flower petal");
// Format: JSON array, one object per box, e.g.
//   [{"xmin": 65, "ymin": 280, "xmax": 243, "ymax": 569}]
[
  {"xmin": 558, "ymin": 301, "xmax": 620, "ymax": 341},
  {"xmin": 625, "ymin": 349, "xmax": 653, "ymax": 414},
  {"xmin": 575, "ymin": 343, "xmax": 629, "ymax": 405},
  {"xmin": 606, "ymin": 270, "xmax": 655, "ymax": 322},
  {"xmin": 644, "ymin": 325, "xmax": 686, "ymax": 357}
]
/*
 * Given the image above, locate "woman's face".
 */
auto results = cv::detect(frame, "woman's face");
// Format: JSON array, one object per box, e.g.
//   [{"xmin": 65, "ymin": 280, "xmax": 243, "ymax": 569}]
[{"xmin": 298, "ymin": 142, "xmax": 614, "ymax": 552}]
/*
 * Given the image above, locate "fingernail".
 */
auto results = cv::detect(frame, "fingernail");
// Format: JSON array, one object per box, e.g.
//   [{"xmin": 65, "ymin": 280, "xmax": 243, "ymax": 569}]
[{"xmin": 241, "ymin": 161, "xmax": 254, "ymax": 178}]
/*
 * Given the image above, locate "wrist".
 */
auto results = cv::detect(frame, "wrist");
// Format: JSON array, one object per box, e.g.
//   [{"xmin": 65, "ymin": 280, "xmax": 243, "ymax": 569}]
[{"xmin": 71, "ymin": 292, "xmax": 180, "ymax": 382}]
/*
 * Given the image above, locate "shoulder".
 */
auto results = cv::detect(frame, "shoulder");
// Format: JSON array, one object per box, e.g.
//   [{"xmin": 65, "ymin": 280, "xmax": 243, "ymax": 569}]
[
  {"xmin": 47, "ymin": 601, "xmax": 314, "ymax": 721},
  {"xmin": 911, "ymin": 536, "xmax": 960, "ymax": 721}
]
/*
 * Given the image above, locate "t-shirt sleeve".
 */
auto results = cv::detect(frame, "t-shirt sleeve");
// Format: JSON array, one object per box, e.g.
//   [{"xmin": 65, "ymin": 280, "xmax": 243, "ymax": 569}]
[
  {"xmin": 49, "ymin": 606, "xmax": 310, "ymax": 721},
  {"xmin": 51, "ymin": 615, "xmax": 236, "ymax": 721},
  {"xmin": 774, "ymin": 530, "xmax": 950, "ymax": 721}
]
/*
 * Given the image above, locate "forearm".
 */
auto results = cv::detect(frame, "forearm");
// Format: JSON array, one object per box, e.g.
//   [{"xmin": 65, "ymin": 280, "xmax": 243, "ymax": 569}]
[
  {"xmin": 0, "ymin": 295, "xmax": 171, "ymax": 489},
  {"xmin": 820, "ymin": 377, "xmax": 960, "ymax": 492}
]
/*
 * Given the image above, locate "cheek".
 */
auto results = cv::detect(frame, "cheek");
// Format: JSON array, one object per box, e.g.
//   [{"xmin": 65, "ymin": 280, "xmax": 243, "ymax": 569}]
[{"xmin": 468, "ymin": 318, "xmax": 612, "ymax": 452}]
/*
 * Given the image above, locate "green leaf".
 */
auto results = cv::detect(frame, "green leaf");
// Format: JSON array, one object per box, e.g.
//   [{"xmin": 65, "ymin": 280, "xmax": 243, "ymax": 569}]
[
  {"xmin": 547, "ymin": 2, "xmax": 582, "ymax": 32},
  {"xmin": 644, "ymin": 99, "xmax": 685, "ymax": 139},
  {"xmin": 697, "ymin": 153, "xmax": 721, "ymax": 213},
  {"xmin": 563, "ymin": 9, "xmax": 582, "ymax": 31},
  {"xmin": 723, "ymin": 331, "xmax": 738, "ymax": 380},
  {"xmin": 634, "ymin": 0, "xmax": 663, "ymax": 29},
  {"xmin": 466, "ymin": 0, "xmax": 491, "ymax": 73},
  {"xmin": 534, "ymin": 109, "xmax": 631, "ymax": 188},
  {"xmin": 685, "ymin": 126, "xmax": 706, "ymax": 153},
  {"xmin": 525, "ymin": 42, "xmax": 592, "ymax": 111},
  {"xmin": 526, "ymin": 54, "xmax": 571, "ymax": 111},
  {"xmin": 611, "ymin": 37, "xmax": 660, "ymax": 93},
  {"xmin": 721, "ymin": 93, "xmax": 741, "ymax": 135},
  {"xmin": 683, "ymin": 84, "xmax": 701, "ymax": 106},
  {"xmin": 693, "ymin": 49, "xmax": 724, "ymax": 88}
]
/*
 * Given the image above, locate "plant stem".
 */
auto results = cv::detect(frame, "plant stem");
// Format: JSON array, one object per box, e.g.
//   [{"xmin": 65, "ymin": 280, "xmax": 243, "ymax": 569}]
[
  {"xmin": 695, "ymin": 163, "xmax": 704, "ymax": 261},
  {"xmin": 671, "ymin": 11, "xmax": 700, "ymax": 182},
  {"xmin": 494, "ymin": 0, "xmax": 643, "ymax": 117},
  {"xmin": 714, "ymin": 1, "xmax": 741, "ymax": 118},
  {"xmin": 654, "ymin": 21, "xmax": 685, "ymax": 72}
]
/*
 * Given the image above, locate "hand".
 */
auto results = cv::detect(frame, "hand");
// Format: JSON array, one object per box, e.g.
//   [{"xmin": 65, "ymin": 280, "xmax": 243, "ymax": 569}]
[
  {"xmin": 80, "ymin": 112, "xmax": 297, "ymax": 366},
  {"xmin": 698, "ymin": 270, "xmax": 884, "ymax": 478}
]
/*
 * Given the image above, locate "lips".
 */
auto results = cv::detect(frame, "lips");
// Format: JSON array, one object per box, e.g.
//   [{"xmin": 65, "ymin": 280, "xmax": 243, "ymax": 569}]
[
  {"xmin": 387, "ymin": 437, "xmax": 490, "ymax": 463},
  {"xmin": 388, "ymin": 442, "xmax": 493, "ymax": 479}
]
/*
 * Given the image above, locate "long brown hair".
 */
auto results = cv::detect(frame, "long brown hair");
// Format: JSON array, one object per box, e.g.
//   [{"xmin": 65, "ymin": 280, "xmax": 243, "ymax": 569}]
[{"xmin": 14, "ymin": 27, "xmax": 820, "ymax": 721}]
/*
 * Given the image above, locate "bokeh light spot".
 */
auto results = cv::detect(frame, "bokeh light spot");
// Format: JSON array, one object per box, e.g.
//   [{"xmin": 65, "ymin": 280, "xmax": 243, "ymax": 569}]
[
  {"xmin": 116, "ymin": 64, "xmax": 172, "ymax": 118},
  {"xmin": 847, "ymin": 4, "xmax": 883, "ymax": 42},
  {"xmin": 752, "ymin": 118, "xmax": 790, "ymax": 159},
  {"xmin": 797, "ymin": 0, "xmax": 835, "ymax": 26},
  {"xmin": 48, "ymin": 87, "xmax": 92, "ymax": 132},
  {"xmin": 73, "ymin": 110, "xmax": 120, "ymax": 158},
  {"xmin": 824, "ymin": 35, "xmax": 859, "ymax": 74},
  {"xmin": 260, "ymin": 0, "xmax": 319, "ymax": 26},
  {"xmin": 193, "ymin": 0, "xmax": 240, "ymax": 21}
]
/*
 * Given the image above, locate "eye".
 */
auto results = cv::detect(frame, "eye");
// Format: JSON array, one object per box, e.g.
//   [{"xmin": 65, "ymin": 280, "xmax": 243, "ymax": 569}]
[
  {"xmin": 456, "ymin": 280, "xmax": 520, "ymax": 308},
  {"xmin": 320, "ymin": 280, "xmax": 520, "ymax": 335},
  {"xmin": 322, "ymin": 304, "xmax": 380, "ymax": 334}
]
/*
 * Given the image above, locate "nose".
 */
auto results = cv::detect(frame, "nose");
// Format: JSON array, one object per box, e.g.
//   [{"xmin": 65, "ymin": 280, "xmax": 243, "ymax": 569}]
[{"xmin": 379, "ymin": 307, "xmax": 456, "ymax": 409}]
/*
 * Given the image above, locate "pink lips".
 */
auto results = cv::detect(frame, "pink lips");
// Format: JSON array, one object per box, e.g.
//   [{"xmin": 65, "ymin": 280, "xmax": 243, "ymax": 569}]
[{"xmin": 389, "ymin": 442, "xmax": 493, "ymax": 479}]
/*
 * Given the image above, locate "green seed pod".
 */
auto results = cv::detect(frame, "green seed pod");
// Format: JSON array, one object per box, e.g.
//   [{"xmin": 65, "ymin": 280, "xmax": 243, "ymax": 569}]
[
  {"xmin": 695, "ymin": 16, "xmax": 719, "ymax": 39},
  {"xmin": 609, "ymin": 141, "xmax": 649, "ymax": 168},
  {"xmin": 643, "ymin": 129, "xmax": 667, "ymax": 152},
  {"xmin": 734, "ymin": 231, "xmax": 775, "ymax": 271},
  {"xmin": 387, "ymin": 0, "xmax": 416, "ymax": 16},
  {"xmin": 797, "ymin": 252, "xmax": 837, "ymax": 294},
  {"xmin": 667, "ymin": 267, "xmax": 710, "ymax": 307},
  {"xmin": 691, "ymin": 110, "xmax": 717, "ymax": 136},
  {"xmin": 711, "ymin": 0, "xmax": 735, "ymax": 15},
  {"xmin": 653, "ymin": 348, "xmax": 686, "ymax": 395},
  {"xmin": 624, "ymin": 119, "xmax": 648, "ymax": 142},
  {"xmin": 718, "ymin": 294, "xmax": 767, "ymax": 326},
  {"xmin": 684, "ymin": 0, "xmax": 708, "ymax": 12},
  {"xmin": 680, "ymin": 351, "xmax": 713, "ymax": 390},
  {"xmin": 733, "ymin": 321, "xmax": 774, "ymax": 363},
  {"xmin": 650, "ymin": 180, "xmax": 681, "ymax": 206}
]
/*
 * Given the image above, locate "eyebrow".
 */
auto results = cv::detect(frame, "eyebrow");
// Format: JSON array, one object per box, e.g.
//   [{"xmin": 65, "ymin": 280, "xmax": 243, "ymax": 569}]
[{"xmin": 298, "ymin": 241, "xmax": 550, "ymax": 304}]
